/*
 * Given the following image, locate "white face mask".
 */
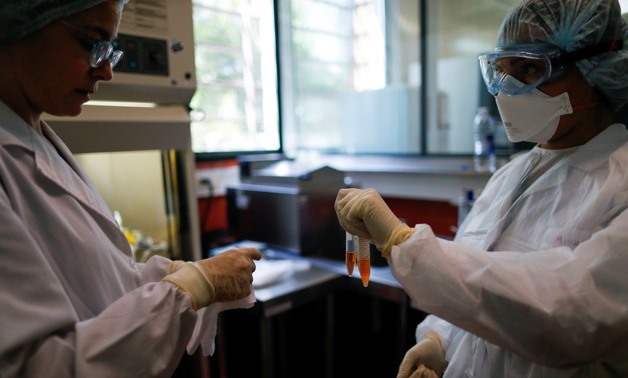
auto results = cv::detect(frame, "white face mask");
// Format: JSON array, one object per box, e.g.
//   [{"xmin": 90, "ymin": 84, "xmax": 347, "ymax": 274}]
[{"xmin": 495, "ymin": 79, "xmax": 573, "ymax": 144}]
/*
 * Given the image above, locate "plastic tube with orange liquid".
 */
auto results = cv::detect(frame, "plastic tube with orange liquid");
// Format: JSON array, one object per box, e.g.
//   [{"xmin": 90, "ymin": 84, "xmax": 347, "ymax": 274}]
[
  {"xmin": 345, "ymin": 232, "xmax": 357, "ymax": 276},
  {"xmin": 357, "ymin": 237, "xmax": 371, "ymax": 287}
]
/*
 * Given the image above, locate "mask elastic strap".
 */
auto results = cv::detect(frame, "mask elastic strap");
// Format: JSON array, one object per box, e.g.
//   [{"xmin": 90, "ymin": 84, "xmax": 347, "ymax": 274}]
[{"xmin": 554, "ymin": 40, "xmax": 624, "ymax": 67}]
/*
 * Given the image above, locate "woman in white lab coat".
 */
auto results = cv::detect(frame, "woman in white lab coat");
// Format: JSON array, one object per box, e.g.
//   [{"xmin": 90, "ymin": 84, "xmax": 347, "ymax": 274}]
[
  {"xmin": 0, "ymin": 1, "xmax": 261, "ymax": 377},
  {"xmin": 335, "ymin": 0, "xmax": 628, "ymax": 377}
]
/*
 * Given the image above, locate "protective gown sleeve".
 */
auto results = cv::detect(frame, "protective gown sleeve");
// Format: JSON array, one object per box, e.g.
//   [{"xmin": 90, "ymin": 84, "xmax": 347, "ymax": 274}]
[
  {"xmin": 0, "ymin": 194, "xmax": 198, "ymax": 378},
  {"xmin": 388, "ymin": 218, "xmax": 628, "ymax": 369},
  {"xmin": 138, "ymin": 254, "xmax": 172, "ymax": 283}
]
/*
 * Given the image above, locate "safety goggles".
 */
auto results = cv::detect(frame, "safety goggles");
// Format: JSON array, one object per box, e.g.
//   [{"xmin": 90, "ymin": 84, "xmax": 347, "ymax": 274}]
[
  {"xmin": 59, "ymin": 20, "xmax": 124, "ymax": 69},
  {"xmin": 478, "ymin": 40, "xmax": 623, "ymax": 96}
]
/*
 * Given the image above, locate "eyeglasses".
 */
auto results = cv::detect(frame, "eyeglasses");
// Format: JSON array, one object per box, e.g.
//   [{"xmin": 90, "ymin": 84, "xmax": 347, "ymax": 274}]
[
  {"xmin": 59, "ymin": 20, "xmax": 124, "ymax": 69},
  {"xmin": 478, "ymin": 40, "xmax": 623, "ymax": 96}
]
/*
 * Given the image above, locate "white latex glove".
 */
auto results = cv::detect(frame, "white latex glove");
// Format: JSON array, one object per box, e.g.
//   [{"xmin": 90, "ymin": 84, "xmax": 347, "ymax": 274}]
[
  {"xmin": 335, "ymin": 188, "xmax": 414, "ymax": 257},
  {"xmin": 167, "ymin": 256, "xmax": 258, "ymax": 356},
  {"xmin": 397, "ymin": 333, "xmax": 448, "ymax": 378},
  {"xmin": 162, "ymin": 247, "xmax": 262, "ymax": 310}
]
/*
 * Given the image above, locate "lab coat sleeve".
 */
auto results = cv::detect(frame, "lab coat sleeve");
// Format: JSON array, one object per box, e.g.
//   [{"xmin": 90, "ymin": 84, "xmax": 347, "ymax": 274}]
[
  {"xmin": 138, "ymin": 254, "xmax": 172, "ymax": 283},
  {"xmin": 74, "ymin": 283, "xmax": 197, "ymax": 378},
  {"xmin": 389, "ymin": 219, "xmax": 628, "ymax": 369},
  {"xmin": 17, "ymin": 286, "xmax": 198, "ymax": 378},
  {"xmin": 0, "ymin": 194, "xmax": 198, "ymax": 378}
]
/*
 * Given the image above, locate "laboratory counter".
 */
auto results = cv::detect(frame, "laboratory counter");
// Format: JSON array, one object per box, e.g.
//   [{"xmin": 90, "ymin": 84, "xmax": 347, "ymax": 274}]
[
  {"xmin": 208, "ymin": 244, "xmax": 427, "ymax": 378},
  {"xmin": 259, "ymin": 247, "xmax": 410, "ymax": 303},
  {"xmin": 242, "ymin": 154, "xmax": 499, "ymax": 203}
]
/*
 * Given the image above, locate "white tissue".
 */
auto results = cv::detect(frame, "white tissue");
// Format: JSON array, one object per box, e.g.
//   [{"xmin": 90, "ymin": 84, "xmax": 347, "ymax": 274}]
[
  {"xmin": 186, "ymin": 289, "xmax": 256, "ymax": 356},
  {"xmin": 252, "ymin": 259, "xmax": 311, "ymax": 288}
]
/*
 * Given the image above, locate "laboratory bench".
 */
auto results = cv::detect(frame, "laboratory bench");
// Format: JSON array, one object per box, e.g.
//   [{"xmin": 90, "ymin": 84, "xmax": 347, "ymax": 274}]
[
  {"xmin": 204, "ymin": 245, "xmax": 428, "ymax": 378},
  {"xmin": 241, "ymin": 154, "xmax": 499, "ymax": 203}
]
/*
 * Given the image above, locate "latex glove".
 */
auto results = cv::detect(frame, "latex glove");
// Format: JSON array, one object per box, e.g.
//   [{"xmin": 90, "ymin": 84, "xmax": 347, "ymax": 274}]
[
  {"xmin": 397, "ymin": 333, "xmax": 448, "ymax": 378},
  {"xmin": 335, "ymin": 188, "xmax": 414, "ymax": 257},
  {"xmin": 162, "ymin": 247, "xmax": 262, "ymax": 310},
  {"xmin": 166, "ymin": 259, "xmax": 191, "ymax": 274}
]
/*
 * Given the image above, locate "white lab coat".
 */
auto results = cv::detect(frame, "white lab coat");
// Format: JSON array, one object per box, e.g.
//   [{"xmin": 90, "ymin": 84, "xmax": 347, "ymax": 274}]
[
  {"xmin": 390, "ymin": 123, "xmax": 628, "ymax": 377},
  {"xmin": 0, "ymin": 100, "xmax": 198, "ymax": 378}
]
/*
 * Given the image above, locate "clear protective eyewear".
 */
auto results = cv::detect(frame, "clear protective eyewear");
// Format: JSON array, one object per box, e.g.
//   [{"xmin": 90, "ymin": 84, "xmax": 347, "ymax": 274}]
[
  {"xmin": 478, "ymin": 40, "xmax": 623, "ymax": 96},
  {"xmin": 59, "ymin": 20, "xmax": 124, "ymax": 69}
]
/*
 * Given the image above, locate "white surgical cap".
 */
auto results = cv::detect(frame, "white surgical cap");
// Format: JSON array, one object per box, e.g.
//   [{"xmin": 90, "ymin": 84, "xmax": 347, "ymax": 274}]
[
  {"xmin": 497, "ymin": 0, "xmax": 628, "ymax": 113},
  {"xmin": 0, "ymin": 0, "xmax": 129, "ymax": 44}
]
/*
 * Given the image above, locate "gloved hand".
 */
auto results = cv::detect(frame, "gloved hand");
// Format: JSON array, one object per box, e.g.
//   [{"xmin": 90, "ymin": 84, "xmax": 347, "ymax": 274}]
[
  {"xmin": 162, "ymin": 247, "xmax": 262, "ymax": 310},
  {"xmin": 397, "ymin": 333, "xmax": 448, "ymax": 378},
  {"xmin": 335, "ymin": 188, "xmax": 414, "ymax": 257},
  {"xmin": 166, "ymin": 259, "xmax": 191, "ymax": 275}
]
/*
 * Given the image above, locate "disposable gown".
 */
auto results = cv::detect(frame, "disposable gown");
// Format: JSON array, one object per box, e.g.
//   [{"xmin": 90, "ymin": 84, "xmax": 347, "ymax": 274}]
[
  {"xmin": 0, "ymin": 100, "xmax": 199, "ymax": 378},
  {"xmin": 389, "ymin": 124, "xmax": 628, "ymax": 377}
]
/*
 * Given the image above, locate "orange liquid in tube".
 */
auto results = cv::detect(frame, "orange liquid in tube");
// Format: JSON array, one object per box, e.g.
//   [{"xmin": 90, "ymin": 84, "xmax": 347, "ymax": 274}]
[
  {"xmin": 357, "ymin": 237, "xmax": 371, "ymax": 287},
  {"xmin": 345, "ymin": 232, "xmax": 357, "ymax": 276}
]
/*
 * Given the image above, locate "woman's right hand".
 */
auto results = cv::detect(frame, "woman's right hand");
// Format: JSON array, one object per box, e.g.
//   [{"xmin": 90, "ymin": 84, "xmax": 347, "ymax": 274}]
[
  {"xmin": 335, "ymin": 188, "xmax": 414, "ymax": 257},
  {"xmin": 163, "ymin": 247, "xmax": 262, "ymax": 309},
  {"xmin": 196, "ymin": 247, "xmax": 262, "ymax": 303}
]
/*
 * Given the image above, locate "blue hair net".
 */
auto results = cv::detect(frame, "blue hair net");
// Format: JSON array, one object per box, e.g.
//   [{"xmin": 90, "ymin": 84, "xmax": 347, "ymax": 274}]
[
  {"xmin": 496, "ymin": 0, "xmax": 628, "ymax": 113},
  {"xmin": 0, "ymin": 0, "xmax": 129, "ymax": 44}
]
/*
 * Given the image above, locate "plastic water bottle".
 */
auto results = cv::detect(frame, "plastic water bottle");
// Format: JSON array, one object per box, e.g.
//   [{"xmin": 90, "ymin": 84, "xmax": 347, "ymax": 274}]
[{"xmin": 473, "ymin": 107, "xmax": 496, "ymax": 173}]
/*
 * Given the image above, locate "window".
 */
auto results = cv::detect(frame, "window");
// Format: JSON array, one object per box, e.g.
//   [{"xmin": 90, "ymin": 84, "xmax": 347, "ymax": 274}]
[
  {"xmin": 425, "ymin": 0, "xmax": 516, "ymax": 155},
  {"xmin": 190, "ymin": 0, "xmax": 280, "ymax": 156},
  {"xmin": 278, "ymin": 0, "xmax": 518, "ymax": 157},
  {"xmin": 279, "ymin": 0, "xmax": 419, "ymax": 155},
  {"xmin": 194, "ymin": 0, "xmax": 590, "ymax": 158}
]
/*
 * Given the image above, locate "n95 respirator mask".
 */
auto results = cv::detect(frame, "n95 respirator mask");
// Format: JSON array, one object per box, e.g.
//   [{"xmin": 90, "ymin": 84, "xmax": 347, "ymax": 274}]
[{"xmin": 495, "ymin": 76, "xmax": 573, "ymax": 143}]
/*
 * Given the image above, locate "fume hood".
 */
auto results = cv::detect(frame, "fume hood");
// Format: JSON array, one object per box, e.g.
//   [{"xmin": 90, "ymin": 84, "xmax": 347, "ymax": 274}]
[{"xmin": 43, "ymin": 0, "xmax": 200, "ymax": 261}]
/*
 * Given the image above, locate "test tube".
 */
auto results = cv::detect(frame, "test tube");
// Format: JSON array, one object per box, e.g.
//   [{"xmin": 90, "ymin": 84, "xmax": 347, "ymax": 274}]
[
  {"xmin": 345, "ymin": 232, "xmax": 357, "ymax": 276},
  {"xmin": 357, "ymin": 237, "xmax": 371, "ymax": 287}
]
